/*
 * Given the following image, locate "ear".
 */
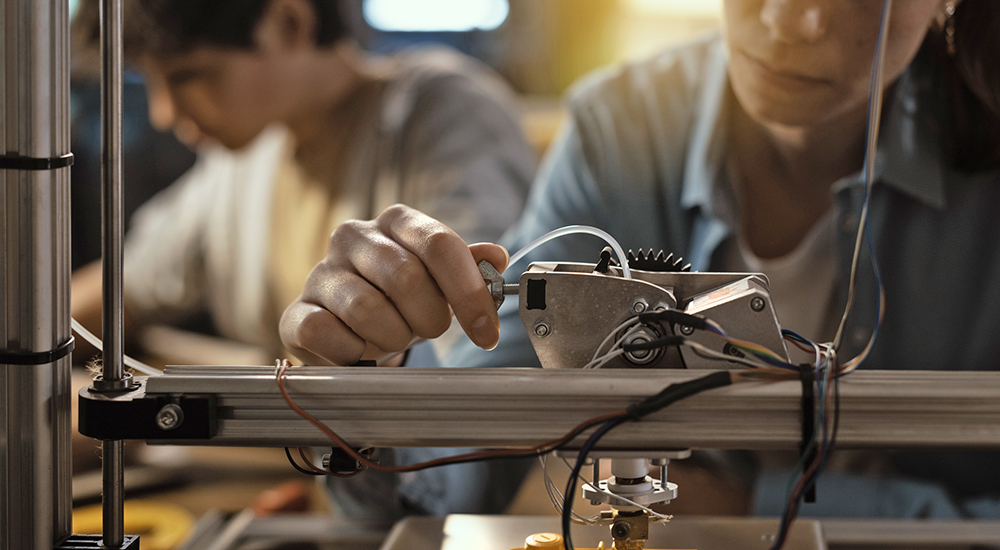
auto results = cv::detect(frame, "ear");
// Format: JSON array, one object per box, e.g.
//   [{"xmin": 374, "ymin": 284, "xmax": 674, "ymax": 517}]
[{"xmin": 254, "ymin": 0, "xmax": 319, "ymax": 52}]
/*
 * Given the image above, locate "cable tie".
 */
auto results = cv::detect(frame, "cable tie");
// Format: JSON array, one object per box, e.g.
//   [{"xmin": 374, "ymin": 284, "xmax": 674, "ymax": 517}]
[
  {"xmin": 0, "ymin": 336, "xmax": 75, "ymax": 365},
  {"xmin": 0, "ymin": 152, "xmax": 74, "ymax": 171}
]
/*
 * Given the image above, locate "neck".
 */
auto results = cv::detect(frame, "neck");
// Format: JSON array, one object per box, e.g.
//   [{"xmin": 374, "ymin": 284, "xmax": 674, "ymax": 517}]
[
  {"xmin": 734, "ymin": 103, "xmax": 869, "ymax": 196},
  {"xmin": 284, "ymin": 41, "xmax": 371, "ymax": 149},
  {"xmin": 730, "ymin": 101, "xmax": 870, "ymax": 259}
]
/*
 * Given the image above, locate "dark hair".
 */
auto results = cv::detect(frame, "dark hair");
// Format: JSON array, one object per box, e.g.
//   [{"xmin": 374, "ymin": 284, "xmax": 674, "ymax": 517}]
[
  {"xmin": 940, "ymin": 0, "xmax": 1000, "ymax": 169},
  {"xmin": 73, "ymin": 0, "xmax": 348, "ymax": 59}
]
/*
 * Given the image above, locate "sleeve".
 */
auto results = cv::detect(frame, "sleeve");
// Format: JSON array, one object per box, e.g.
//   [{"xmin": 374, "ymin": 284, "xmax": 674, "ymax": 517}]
[
  {"xmin": 330, "ymin": 111, "xmax": 616, "ymax": 522},
  {"xmin": 392, "ymin": 69, "xmax": 535, "ymax": 244},
  {"xmin": 448, "ymin": 110, "xmax": 614, "ymax": 371},
  {"xmin": 326, "ymin": 64, "xmax": 543, "ymax": 521},
  {"xmin": 122, "ymin": 153, "xmax": 216, "ymax": 325}
]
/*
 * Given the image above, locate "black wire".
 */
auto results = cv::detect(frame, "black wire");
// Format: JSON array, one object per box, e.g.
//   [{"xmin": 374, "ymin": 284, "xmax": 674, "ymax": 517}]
[
  {"xmin": 285, "ymin": 447, "xmax": 325, "ymax": 476},
  {"xmin": 770, "ymin": 355, "xmax": 845, "ymax": 550},
  {"xmin": 562, "ymin": 418, "xmax": 624, "ymax": 550},
  {"xmin": 561, "ymin": 371, "xmax": 734, "ymax": 550}
]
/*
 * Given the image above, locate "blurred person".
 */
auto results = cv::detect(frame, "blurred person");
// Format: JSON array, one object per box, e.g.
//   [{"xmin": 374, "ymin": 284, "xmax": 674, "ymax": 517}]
[
  {"xmin": 70, "ymin": 0, "xmax": 534, "ymax": 361},
  {"xmin": 281, "ymin": 0, "xmax": 1000, "ymax": 521}
]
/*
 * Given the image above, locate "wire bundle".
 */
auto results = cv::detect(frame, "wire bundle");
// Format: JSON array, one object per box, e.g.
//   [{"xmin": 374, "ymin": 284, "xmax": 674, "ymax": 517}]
[{"xmin": 276, "ymin": 0, "xmax": 893, "ymax": 535}]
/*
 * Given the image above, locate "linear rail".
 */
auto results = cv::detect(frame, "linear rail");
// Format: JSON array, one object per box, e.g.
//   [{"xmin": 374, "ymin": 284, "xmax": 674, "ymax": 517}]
[{"xmin": 117, "ymin": 366, "xmax": 1000, "ymax": 450}]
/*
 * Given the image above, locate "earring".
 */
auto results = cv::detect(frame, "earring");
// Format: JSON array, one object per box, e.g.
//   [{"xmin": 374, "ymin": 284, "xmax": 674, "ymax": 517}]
[{"xmin": 944, "ymin": 0, "xmax": 957, "ymax": 56}]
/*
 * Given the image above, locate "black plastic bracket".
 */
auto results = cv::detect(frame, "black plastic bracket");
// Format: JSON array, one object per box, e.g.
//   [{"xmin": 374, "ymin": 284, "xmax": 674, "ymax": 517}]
[
  {"xmin": 55, "ymin": 534, "xmax": 139, "ymax": 549},
  {"xmin": 78, "ymin": 378, "xmax": 217, "ymax": 441},
  {"xmin": 0, "ymin": 336, "xmax": 75, "ymax": 365},
  {"xmin": 0, "ymin": 152, "xmax": 74, "ymax": 171}
]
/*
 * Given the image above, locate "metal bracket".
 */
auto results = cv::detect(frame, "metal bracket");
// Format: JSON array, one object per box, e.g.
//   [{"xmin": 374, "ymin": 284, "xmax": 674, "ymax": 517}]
[
  {"xmin": 78, "ymin": 379, "xmax": 217, "ymax": 441},
  {"xmin": 55, "ymin": 534, "xmax": 139, "ymax": 549}
]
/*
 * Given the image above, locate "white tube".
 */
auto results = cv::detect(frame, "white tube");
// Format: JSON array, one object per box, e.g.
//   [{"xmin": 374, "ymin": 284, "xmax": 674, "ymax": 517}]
[
  {"xmin": 507, "ymin": 225, "xmax": 632, "ymax": 279},
  {"xmin": 71, "ymin": 318, "xmax": 160, "ymax": 376}
]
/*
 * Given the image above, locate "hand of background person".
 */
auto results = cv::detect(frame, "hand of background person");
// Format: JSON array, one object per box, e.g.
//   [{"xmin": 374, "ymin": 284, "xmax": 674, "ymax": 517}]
[{"xmin": 279, "ymin": 204, "xmax": 507, "ymax": 366}]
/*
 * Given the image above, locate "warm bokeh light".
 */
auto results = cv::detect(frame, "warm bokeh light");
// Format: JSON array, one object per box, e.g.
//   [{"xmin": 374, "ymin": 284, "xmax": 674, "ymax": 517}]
[{"xmin": 364, "ymin": 0, "xmax": 510, "ymax": 32}]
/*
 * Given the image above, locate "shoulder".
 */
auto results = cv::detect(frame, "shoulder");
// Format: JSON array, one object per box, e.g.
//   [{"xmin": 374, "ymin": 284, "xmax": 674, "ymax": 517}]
[
  {"xmin": 378, "ymin": 46, "xmax": 521, "ymax": 129},
  {"xmin": 567, "ymin": 33, "xmax": 725, "ymax": 136}
]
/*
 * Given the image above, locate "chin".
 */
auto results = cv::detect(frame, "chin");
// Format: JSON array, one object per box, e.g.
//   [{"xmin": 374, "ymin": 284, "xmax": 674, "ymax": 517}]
[
  {"xmin": 218, "ymin": 132, "xmax": 260, "ymax": 151},
  {"xmin": 730, "ymin": 76, "xmax": 839, "ymax": 129}
]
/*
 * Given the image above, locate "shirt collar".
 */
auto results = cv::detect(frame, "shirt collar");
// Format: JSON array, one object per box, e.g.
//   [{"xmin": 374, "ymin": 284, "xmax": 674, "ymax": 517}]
[
  {"xmin": 680, "ymin": 38, "xmax": 731, "ymax": 215},
  {"xmin": 680, "ymin": 38, "xmax": 949, "ymax": 215},
  {"xmin": 868, "ymin": 50, "xmax": 947, "ymax": 209}
]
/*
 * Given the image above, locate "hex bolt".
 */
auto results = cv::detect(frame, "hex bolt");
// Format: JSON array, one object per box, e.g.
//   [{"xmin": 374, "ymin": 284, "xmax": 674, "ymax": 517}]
[
  {"xmin": 611, "ymin": 521, "xmax": 631, "ymax": 540},
  {"xmin": 155, "ymin": 404, "xmax": 184, "ymax": 431},
  {"xmin": 533, "ymin": 322, "xmax": 551, "ymax": 338},
  {"xmin": 679, "ymin": 325, "xmax": 695, "ymax": 336},
  {"xmin": 631, "ymin": 299, "xmax": 648, "ymax": 314},
  {"xmin": 750, "ymin": 297, "xmax": 766, "ymax": 312}
]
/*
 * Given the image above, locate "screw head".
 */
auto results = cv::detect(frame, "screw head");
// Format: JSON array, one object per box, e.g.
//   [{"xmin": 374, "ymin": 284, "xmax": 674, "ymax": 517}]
[
  {"xmin": 679, "ymin": 325, "xmax": 695, "ymax": 336},
  {"xmin": 750, "ymin": 296, "xmax": 766, "ymax": 312},
  {"xmin": 631, "ymin": 299, "xmax": 648, "ymax": 314},
  {"xmin": 611, "ymin": 521, "xmax": 631, "ymax": 540},
  {"xmin": 533, "ymin": 322, "xmax": 551, "ymax": 338},
  {"xmin": 155, "ymin": 404, "xmax": 184, "ymax": 431}
]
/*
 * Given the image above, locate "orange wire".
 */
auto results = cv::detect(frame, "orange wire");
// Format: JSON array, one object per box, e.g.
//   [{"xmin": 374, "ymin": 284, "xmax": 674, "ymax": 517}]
[{"xmin": 275, "ymin": 360, "xmax": 628, "ymax": 474}]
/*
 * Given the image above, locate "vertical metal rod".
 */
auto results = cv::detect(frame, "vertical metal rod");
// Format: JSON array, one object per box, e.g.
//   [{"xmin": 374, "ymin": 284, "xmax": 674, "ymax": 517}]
[
  {"xmin": 1, "ymin": 0, "xmax": 74, "ymax": 548},
  {"xmin": 99, "ymin": 0, "xmax": 127, "ymax": 545}
]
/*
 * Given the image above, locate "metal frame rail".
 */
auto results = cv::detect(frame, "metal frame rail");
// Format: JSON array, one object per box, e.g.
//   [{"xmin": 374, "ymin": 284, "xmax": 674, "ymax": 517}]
[{"xmin": 80, "ymin": 366, "xmax": 1000, "ymax": 450}]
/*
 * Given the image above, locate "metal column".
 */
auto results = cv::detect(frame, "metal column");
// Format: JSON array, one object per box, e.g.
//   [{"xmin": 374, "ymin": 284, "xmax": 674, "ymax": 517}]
[
  {"xmin": 91, "ymin": 0, "xmax": 132, "ymax": 547},
  {"xmin": 1, "ymin": 1, "xmax": 74, "ymax": 550}
]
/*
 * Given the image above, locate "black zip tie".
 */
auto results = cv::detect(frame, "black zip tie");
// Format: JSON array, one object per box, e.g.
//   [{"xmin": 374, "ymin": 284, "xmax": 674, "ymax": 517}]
[
  {"xmin": 0, "ymin": 336, "xmax": 75, "ymax": 365},
  {"xmin": 0, "ymin": 152, "xmax": 74, "ymax": 171}
]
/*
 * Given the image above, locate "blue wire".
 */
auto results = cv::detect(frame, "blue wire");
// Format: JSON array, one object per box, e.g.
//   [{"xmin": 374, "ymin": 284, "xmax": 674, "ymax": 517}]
[{"xmin": 771, "ymin": 0, "xmax": 891, "ymax": 547}]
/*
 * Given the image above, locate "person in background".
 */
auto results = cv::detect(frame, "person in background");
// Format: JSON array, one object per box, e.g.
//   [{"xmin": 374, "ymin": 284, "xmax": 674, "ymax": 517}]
[
  {"xmin": 281, "ymin": 0, "xmax": 1000, "ymax": 521},
  {"xmin": 70, "ymin": 0, "xmax": 534, "ymax": 363}
]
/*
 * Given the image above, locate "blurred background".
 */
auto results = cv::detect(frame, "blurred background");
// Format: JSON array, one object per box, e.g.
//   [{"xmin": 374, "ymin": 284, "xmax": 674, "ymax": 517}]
[
  {"xmin": 65, "ymin": 2, "xmax": 723, "ymax": 546},
  {"xmin": 67, "ymin": 0, "xmax": 722, "ymax": 268}
]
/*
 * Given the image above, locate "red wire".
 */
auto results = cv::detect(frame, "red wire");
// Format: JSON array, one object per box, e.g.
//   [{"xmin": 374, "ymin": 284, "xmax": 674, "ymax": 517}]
[{"xmin": 275, "ymin": 361, "xmax": 628, "ymax": 474}]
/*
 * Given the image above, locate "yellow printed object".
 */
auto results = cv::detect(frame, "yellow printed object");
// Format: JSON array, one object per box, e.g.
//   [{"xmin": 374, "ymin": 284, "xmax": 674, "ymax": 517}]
[{"xmin": 73, "ymin": 500, "xmax": 195, "ymax": 550}]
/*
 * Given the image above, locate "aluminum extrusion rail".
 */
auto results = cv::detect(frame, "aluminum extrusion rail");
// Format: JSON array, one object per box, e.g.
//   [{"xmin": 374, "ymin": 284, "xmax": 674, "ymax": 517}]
[{"xmin": 89, "ymin": 366, "xmax": 1000, "ymax": 450}]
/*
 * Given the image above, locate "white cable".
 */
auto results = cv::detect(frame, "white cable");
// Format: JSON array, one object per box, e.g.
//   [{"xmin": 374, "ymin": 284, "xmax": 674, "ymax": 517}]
[
  {"xmin": 589, "ymin": 316, "xmax": 641, "ymax": 363},
  {"xmin": 833, "ymin": 0, "xmax": 892, "ymax": 352},
  {"xmin": 583, "ymin": 349, "xmax": 626, "ymax": 370},
  {"xmin": 71, "ymin": 317, "xmax": 161, "ymax": 376},
  {"xmin": 685, "ymin": 340, "xmax": 774, "ymax": 370},
  {"xmin": 539, "ymin": 455, "xmax": 600, "ymax": 525},
  {"xmin": 584, "ymin": 323, "xmax": 646, "ymax": 369},
  {"xmin": 559, "ymin": 457, "xmax": 673, "ymax": 523},
  {"xmin": 507, "ymin": 225, "xmax": 632, "ymax": 279}
]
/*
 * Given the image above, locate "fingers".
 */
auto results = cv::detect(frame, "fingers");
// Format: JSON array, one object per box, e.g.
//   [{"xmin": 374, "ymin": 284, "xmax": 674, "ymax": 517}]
[
  {"xmin": 379, "ymin": 207, "xmax": 502, "ymax": 350},
  {"xmin": 280, "ymin": 301, "xmax": 364, "ymax": 365},
  {"xmin": 344, "ymin": 231, "xmax": 454, "ymax": 340},
  {"xmin": 280, "ymin": 204, "xmax": 509, "ymax": 365},
  {"xmin": 468, "ymin": 242, "xmax": 510, "ymax": 273}
]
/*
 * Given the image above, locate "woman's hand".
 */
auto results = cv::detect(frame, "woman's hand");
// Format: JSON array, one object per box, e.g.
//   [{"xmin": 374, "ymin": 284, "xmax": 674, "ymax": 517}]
[{"xmin": 279, "ymin": 204, "xmax": 508, "ymax": 365}]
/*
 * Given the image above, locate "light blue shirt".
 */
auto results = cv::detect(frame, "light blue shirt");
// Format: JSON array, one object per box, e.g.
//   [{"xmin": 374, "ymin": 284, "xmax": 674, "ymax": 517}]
[{"xmin": 335, "ymin": 34, "xmax": 1000, "ymax": 520}]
